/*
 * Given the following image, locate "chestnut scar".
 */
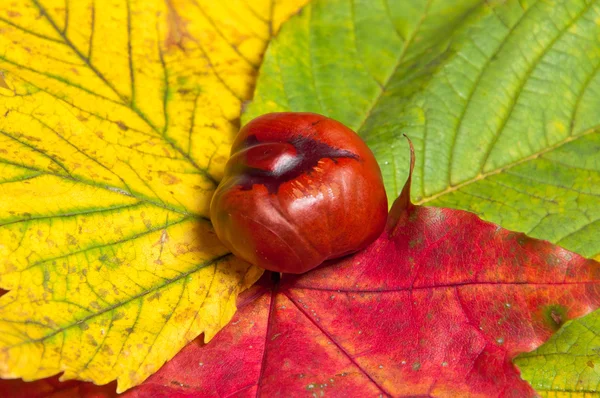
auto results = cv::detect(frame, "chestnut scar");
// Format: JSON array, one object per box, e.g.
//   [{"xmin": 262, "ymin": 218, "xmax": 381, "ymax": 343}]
[{"xmin": 236, "ymin": 134, "xmax": 359, "ymax": 194}]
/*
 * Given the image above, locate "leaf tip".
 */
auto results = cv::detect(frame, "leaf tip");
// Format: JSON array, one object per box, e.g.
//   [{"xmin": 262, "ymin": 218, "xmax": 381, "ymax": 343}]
[{"xmin": 386, "ymin": 135, "xmax": 415, "ymax": 232}]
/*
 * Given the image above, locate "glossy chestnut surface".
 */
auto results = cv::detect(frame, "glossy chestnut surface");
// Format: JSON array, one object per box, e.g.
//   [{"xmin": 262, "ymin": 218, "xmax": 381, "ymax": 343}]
[{"xmin": 210, "ymin": 112, "xmax": 388, "ymax": 274}]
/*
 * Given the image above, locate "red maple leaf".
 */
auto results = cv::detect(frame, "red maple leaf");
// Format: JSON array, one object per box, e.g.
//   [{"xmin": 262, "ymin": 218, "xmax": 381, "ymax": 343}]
[
  {"xmin": 3, "ymin": 145, "xmax": 600, "ymax": 396},
  {"xmin": 125, "ymin": 144, "xmax": 600, "ymax": 397}
]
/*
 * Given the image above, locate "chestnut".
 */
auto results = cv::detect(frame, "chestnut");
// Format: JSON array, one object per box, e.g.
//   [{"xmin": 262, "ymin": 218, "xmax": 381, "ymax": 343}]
[{"xmin": 210, "ymin": 112, "xmax": 388, "ymax": 274}]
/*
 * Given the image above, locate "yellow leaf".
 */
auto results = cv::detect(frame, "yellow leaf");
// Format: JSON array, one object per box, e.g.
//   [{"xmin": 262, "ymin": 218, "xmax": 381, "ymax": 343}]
[{"xmin": 0, "ymin": 0, "xmax": 308, "ymax": 392}]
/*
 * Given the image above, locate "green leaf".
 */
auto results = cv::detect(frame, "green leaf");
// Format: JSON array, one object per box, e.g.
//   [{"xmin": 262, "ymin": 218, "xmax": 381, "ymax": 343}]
[
  {"xmin": 514, "ymin": 314, "xmax": 600, "ymax": 395},
  {"xmin": 245, "ymin": 0, "xmax": 600, "ymax": 394},
  {"xmin": 245, "ymin": 0, "xmax": 600, "ymax": 259}
]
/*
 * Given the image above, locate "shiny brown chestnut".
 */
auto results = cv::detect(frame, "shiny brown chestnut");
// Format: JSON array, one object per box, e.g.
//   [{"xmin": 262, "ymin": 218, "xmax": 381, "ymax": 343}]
[{"xmin": 210, "ymin": 112, "xmax": 388, "ymax": 274}]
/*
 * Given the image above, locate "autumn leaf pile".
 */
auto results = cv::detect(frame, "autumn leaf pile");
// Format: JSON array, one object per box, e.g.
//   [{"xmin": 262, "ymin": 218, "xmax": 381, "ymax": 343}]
[{"xmin": 1, "ymin": 0, "xmax": 600, "ymax": 396}]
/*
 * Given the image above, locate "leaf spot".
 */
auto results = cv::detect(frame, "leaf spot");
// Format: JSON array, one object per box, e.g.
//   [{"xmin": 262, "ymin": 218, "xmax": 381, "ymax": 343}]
[
  {"xmin": 116, "ymin": 121, "xmax": 129, "ymax": 131},
  {"xmin": 587, "ymin": 361, "xmax": 594, "ymax": 368}
]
